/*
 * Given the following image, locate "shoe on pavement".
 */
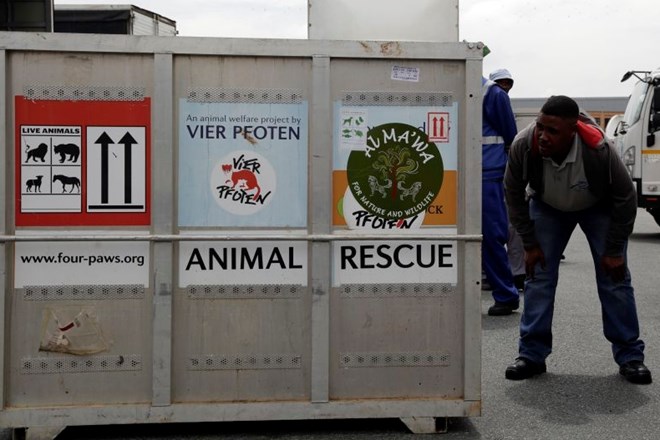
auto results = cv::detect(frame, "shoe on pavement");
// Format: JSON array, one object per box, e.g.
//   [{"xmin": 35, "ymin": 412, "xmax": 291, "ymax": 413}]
[
  {"xmin": 619, "ymin": 360, "xmax": 652, "ymax": 384},
  {"xmin": 505, "ymin": 357, "xmax": 547, "ymax": 380},
  {"xmin": 488, "ymin": 300, "xmax": 519, "ymax": 316}
]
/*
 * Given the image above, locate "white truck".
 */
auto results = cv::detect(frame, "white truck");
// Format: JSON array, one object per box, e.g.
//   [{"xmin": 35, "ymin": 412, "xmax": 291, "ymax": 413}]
[{"xmin": 607, "ymin": 69, "xmax": 660, "ymax": 225}]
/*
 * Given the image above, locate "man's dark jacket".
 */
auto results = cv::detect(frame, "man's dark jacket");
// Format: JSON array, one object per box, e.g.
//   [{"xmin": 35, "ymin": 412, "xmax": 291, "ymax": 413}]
[{"xmin": 504, "ymin": 118, "xmax": 637, "ymax": 257}]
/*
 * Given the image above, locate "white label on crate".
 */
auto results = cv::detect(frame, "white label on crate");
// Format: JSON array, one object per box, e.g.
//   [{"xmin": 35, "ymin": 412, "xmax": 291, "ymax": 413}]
[
  {"xmin": 179, "ymin": 241, "xmax": 307, "ymax": 287},
  {"xmin": 20, "ymin": 125, "xmax": 83, "ymax": 212},
  {"xmin": 339, "ymin": 108, "xmax": 369, "ymax": 151},
  {"xmin": 86, "ymin": 126, "xmax": 147, "ymax": 212},
  {"xmin": 15, "ymin": 241, "xmax": 149, "ymax": 287},
  {"xmin": 332, "ymin": 240, "xmax": 456, "ymax": 286},
  {"xmin": 391, "ymin": 66, "xmax": 420, "ymax": 82}
]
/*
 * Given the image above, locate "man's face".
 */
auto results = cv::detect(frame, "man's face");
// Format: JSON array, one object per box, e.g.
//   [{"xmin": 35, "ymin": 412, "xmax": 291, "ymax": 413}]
[
  {"xmin": 495, "ymin": 79, "xmax": 514, "ymax": 93},
  {"xmin": 535, "ymin": 113, "xmax": 577, "ymax": 160}
]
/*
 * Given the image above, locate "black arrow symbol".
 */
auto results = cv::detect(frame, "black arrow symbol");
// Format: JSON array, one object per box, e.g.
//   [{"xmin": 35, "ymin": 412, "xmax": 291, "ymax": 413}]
[
  {"xmin": 95, "ymin": 132, "xmax": 114, "ymax": 204},
  {"xmin": 118, "ymin": 132, "xmax": 137, "ymax": 204}
]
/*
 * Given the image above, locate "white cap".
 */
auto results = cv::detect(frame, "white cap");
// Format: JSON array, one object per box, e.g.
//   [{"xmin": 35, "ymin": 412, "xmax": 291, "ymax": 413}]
[{"xmin": 489, "ymin": 68, "xmax": 514, "ymax": 82}]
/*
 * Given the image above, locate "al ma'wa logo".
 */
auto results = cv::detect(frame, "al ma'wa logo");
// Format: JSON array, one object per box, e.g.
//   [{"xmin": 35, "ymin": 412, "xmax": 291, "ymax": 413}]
[{"xmin": 347, "ymin": 123, "xmax": 443, "ymax": 220}]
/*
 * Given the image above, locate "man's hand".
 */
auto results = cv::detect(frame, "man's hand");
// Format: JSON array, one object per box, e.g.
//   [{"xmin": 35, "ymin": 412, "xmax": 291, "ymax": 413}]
[
  {"xmin": 601, "ymin": 255, "xmax": 626, "ymax": 283},
  {"xmin": 524, "ymin": 245, "xmax": 546, "ymax": 279}
]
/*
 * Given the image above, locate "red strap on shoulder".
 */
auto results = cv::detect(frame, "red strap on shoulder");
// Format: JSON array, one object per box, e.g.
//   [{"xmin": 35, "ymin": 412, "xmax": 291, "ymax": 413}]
[{"xmin": 576, "ymin": 120, "xmax": 603, "ymax": 149}]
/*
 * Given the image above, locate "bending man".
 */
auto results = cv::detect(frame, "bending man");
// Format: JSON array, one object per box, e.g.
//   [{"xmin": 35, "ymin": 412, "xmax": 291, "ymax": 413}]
[{"xmin": 504, "ymin": 95, "xmax": 650, "ymax": 384}]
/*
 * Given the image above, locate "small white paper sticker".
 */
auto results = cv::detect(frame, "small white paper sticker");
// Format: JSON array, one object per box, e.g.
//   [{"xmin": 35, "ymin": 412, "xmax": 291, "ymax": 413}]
[
  {"xmin": 339, "ymin": 108, "xmax": 368, "ymax": 150},
  {"xmin": 391, "ymin": 66, "xmax": 420, "ymax": 82}
]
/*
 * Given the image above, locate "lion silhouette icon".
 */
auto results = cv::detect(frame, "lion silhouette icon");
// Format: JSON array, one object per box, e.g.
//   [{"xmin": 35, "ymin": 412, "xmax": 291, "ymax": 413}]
[{"xmin": 25, "ymin": 143, "xmax": 48, "ymax": 162}]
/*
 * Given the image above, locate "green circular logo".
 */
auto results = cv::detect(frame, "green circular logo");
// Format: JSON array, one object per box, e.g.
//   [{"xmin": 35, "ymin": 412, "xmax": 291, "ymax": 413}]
[{"xmin": 347, "ymin": 123, "xmax": 443, "ymax": 220}]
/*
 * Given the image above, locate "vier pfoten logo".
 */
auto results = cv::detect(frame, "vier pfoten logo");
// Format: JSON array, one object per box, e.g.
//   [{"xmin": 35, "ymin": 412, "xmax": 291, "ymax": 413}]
[
  {"xmin": 210, "ymin": 150, "xmax": 276, "ymax": 215},
  {"xmin": 347, "ymin": 123, "xmax": 443, "ymax": 220}
]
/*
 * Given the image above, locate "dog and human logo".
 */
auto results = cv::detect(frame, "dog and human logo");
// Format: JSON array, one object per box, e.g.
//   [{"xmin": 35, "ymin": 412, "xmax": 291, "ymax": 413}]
[{"xmin": 346, "ymin": 123, "xmax": 443, "ymax": 220}]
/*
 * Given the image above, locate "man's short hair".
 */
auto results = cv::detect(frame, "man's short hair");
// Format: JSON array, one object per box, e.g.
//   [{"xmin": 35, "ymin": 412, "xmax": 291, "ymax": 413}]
[{"xmin": 541, "ymin": 95, "xmax": 579, "ymax": 119}]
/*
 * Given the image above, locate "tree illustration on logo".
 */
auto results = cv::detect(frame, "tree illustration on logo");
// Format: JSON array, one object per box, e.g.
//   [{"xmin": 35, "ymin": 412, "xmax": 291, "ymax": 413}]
[
  {"xmin": 372, "ymin": 146, "xmax": 419, "ymax": 200},
  {"xmin": 346, "ymin": 123, "xmax": 443, "ymax": 220}
]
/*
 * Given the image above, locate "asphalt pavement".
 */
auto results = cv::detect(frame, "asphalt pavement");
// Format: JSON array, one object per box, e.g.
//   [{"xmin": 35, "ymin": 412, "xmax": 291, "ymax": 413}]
[{"xmin": 3, "ymin": 208, "xmax": 660, "ymax": 440}]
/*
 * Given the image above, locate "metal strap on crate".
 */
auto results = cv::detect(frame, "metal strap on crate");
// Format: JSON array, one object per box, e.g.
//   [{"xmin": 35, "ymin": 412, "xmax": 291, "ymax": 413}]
[
  {"xmin": 21, "ymin": 355, "xmax": 142, "ymax": 374},
  {"xmin": 187, "ymin": 284, "xmax": 303, "ymax": 299},
  {"xmin": 188, "ymin": 354, "xmax": 302, "ymax": 371},
  {"xmin": 340, "ymin": 282, "xmax": 455, "ymax": 298},
  {"xmin": 22, "ymin": 284, "xmax": 144, "ymax": 301},
  {"xmin": 187, "ymin": 87, "xmax": 304, "ymax": 104},
  {"xmin": 23, "ymin": 85, "xmax": 145, "ymax": 101},
  {"xmin": 340, "ymin": 351, "xmax": 450, "ymax": 368},
  {"xmin": 0, "ymin": 233, "xmax": 481, "ymax": 242},
  {"xmin": 341, "ymin": 91, "xmax": 453, "ymax": 107}
]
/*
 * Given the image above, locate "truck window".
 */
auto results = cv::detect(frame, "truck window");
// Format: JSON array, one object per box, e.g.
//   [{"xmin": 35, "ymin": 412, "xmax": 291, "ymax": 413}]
[{"xmin": 623, "ymin": 81, "xmax": 649, "ymax": 126}]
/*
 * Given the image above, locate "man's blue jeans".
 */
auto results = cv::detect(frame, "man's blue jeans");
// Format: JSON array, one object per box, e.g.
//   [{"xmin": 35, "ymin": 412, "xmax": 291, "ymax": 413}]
[{"xmin": 519, "ymin": 199, "xmax": 645, "ymax": 366}]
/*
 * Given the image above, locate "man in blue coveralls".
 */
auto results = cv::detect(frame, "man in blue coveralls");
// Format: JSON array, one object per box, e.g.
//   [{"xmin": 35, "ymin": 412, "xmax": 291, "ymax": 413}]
[{"xmin": 482, "ymin": 72, "xmax": 520, "ymax": 315}]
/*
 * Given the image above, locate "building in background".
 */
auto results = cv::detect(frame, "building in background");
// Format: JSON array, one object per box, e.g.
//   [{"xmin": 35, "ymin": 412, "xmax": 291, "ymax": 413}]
[
  {"xmin": 511, "ymin": 97, "xmax": 627, "ymax": 130},
  {"xmin": 54, "ymin": 4, "xmax": 176, "ymax": 36},
  {"xmin": 1, "ymin": 0, "xmax": 54, "ymax": 32},
  {"xmin": 1, "ymin": 2, "xmax": 176, "ymax": 36}
]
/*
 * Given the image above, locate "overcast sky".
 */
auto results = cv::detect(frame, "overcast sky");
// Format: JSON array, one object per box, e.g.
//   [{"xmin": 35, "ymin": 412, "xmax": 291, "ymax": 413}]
[{"xmin": 55, "ymin": 0, "xmax": 659, "ymax": 98}]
